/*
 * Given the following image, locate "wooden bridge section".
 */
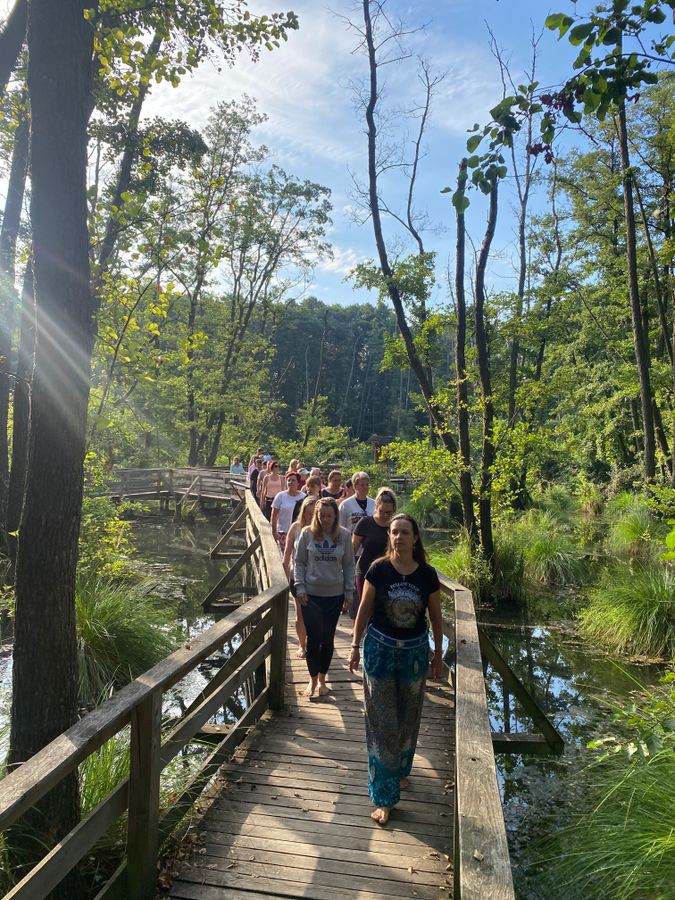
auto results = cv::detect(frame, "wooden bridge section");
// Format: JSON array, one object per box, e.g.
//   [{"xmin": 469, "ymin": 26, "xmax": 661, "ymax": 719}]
[
  {"xmin": 168, "ymin": 615, "xmax": 456, "ymax": 900},
  {"xmin": 0, "ymin": 470, "xmax": 561, "ymax": 900}
]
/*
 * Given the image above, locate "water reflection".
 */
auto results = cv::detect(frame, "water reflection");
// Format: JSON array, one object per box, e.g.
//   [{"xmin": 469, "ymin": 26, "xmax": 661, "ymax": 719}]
[
  {"xmin": 0, "ymin": 509, "xmax": 253, "ymax": 754},
  {"xmin": 479, "ymin": 597, "xmax": 662, "ymax": 899}
]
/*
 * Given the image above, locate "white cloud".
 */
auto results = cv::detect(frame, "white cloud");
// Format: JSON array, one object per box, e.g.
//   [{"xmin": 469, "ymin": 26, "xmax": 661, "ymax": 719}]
[
  {"xmin": 145, "ymin": 1, "xmax": 363, "ymax": 168},
  {"xmin": 317, "ymin": 244, "xmax": 363, "ymax": 276}
]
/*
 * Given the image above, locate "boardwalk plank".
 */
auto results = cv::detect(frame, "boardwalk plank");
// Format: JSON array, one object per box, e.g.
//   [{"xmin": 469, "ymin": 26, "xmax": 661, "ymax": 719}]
[{"xmin": 169, "ymin": 606, "xmax": 455, "ymax": 899}]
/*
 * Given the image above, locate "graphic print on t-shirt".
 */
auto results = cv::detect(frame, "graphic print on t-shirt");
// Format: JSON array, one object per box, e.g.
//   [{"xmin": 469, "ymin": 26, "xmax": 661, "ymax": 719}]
[{"xmin": 385, "ymin": 580, "xmax": 425, "ymax": 630}]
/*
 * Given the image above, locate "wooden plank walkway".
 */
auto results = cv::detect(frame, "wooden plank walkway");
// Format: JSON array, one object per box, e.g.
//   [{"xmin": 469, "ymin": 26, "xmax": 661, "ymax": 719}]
[{"xmin": 168, "ymin": 608, "xmax": 455, "ymax": 900}]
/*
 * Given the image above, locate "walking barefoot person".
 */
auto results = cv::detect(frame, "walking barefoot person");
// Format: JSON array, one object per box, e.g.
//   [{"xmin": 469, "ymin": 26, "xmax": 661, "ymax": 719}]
[
  {"xmin": 349, "ymin": 514, "xmax": 444, "ymax": 826},
  {"xmin": 283, "ymin": 495, "xmax": 318, "ymax": 659},
  {"xmin": 294, "ymin": 498, "xmax": 355, "ymax": 699}
]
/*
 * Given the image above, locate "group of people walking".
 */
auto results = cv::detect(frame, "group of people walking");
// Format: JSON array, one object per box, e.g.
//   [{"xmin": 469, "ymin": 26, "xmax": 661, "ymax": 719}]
[{"xmin": 246, "ymin": 455, "xmax": 444, "ymax": 827}]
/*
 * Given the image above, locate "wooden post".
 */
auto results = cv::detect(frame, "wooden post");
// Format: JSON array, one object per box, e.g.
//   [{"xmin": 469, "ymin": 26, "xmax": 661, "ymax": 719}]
[
  {"xmin": 268, "ymin": 585, "xmax": 288, "ymax": 710},
  {"xmin": 126, "ymin": 690, "xmax": 162, "ymax": 900}
]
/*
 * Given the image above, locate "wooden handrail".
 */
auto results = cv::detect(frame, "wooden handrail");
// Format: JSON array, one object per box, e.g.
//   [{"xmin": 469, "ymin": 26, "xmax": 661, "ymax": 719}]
[
  {"xmin": 0, "ymin": 475, "xmax": 290, "ymax": 900},
  {"xmin": 437, "ymin": 577, "xmax": 515, "ymax": 900},
  {"xmin": 0, "ymin": 589, "xmax": 277, "ymax": 832}
]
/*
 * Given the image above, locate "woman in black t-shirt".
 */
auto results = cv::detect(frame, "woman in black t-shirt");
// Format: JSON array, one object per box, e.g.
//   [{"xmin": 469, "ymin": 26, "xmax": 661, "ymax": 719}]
[
  {"xmin": 349, "ymin": 514, "xmax": 444, "ymax": 826},
  {"xmin": 351, "ymin": 487, "xmax": 397, "ymax": 618}
]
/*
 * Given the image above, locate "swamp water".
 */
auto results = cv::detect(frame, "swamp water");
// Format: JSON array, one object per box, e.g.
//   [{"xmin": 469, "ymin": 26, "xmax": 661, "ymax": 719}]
[
  {"xmin": 479, "ymin": 595, "xmax": 663, "ymax": 899},
  {"xmin": 0, "ymin": 509, "xmax": 246, "ymax": 754}
]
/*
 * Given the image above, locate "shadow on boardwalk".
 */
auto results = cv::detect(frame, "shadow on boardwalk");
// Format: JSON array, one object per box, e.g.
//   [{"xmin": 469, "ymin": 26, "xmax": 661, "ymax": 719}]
[{"xmin": 168, "ymin": 613, "xmax": 455, "ymax": 900}]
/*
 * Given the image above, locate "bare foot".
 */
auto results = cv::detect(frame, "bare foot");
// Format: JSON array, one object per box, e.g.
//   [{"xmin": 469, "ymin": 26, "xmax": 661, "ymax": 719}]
[
  {"xmin": 304, "ymin": 679, "xmax": 317, "ymax": 699},
  {"xmin": 296, "ymin": 646, "xmax": 306, "ymax": 659},
  {"xmin": 318, "ymin": 683, "xmax": 331, "ymax": 696},
  {"xmin": 400, "ymin": 777, "xmax": 410, "ymax": 791},
  {"xmin": 371, "ymin": 807, "xmax": 391, "ymax": 826}
]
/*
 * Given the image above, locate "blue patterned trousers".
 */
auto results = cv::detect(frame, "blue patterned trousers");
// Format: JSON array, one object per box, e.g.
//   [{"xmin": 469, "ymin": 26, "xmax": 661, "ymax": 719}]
[{"xmin": 362, "ymin": 629, "xmax": 429, "ymax": 808}]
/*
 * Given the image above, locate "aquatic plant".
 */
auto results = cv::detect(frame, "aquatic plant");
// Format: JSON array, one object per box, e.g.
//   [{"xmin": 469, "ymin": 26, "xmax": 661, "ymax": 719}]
[
  {"xmin": 575, "ymin": 475, "xmax": 604, "ymax": 517},
  {"xmin": 531, "ymin": 484, "xmax": 579, "ymax": 524},
  {"xmin": 604, "ymin": 497, "xmax": 667, "ymax": 563},
  {"xmin": 537, "ymin": 671, "xmax": 675, "ymax": 899},
  {"xmin": 579, "ymin": 565, "xmax": 675, "ymax": 660},
  {"xmin": 76, "ymin": 575, "xmax": 177, "ymax": 707},
  {"xmin": 428, "ymin": 533, "xmax": 492, "ymax": 599},
  {"xmin": 428, "ymin": 527, "xmax": 524, "ymax": 602},
  {"xmin": 511, "ymin": 509, "xmax": 586, "ymax": 586}
]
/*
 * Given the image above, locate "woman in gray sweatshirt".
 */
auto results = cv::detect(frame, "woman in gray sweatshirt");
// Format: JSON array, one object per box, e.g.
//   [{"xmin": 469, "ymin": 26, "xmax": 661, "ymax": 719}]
[{"xmin": 294, "ymin": 497, "xmax": 355, "ymax": 699}]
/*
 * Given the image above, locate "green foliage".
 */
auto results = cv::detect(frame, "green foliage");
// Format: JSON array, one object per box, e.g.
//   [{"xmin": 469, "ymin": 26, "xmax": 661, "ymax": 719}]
[
  {"xmin": 428, "ymin": 528, "xmax": 525, "ymax": 602},
  {"xmin": 383, "ymin": 439, "xmax": 460, "ymax": 517},
  {"xmin": 428, "ymin": 534, "xmax": 493, "ymax": 599},
  {"xmin": 580, "ymin": 565, "xmax": 675, "ymax": 659},
  {"xmin": 663, "ymin": 521, "xmax": 675, "ymax": 561},
  {"xmin": 273, "ymin": 419, "xmax": 376, "ymax": 472},
  {"xmin": 75, "ymin": 575, "xmax": 177, "ymax": 708},
  {"xmin": 605, "ymin": 494, "xmax": 668, "ymax": 562},
  {"xmin": 575, "ymin": 474, "xmax": 604, "ymax": 516},
  {"xmin": 538, "ymin": 670, "xmax": 675, "ymax": 899},
  {"xmin": 79, "ymin": 454, "xmax": 136, "ymax": 578},
  {"xmin": 351, "ymin": 253, "xmax": 445, "ymax": 369},
  {"xmin": 512, "ymin": 509, "xmax": 587, "ymax": 585}
]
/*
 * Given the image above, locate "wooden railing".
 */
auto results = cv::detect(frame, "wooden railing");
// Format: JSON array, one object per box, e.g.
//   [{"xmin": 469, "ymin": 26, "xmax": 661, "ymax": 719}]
[
  {"xmin": 437, "ymin": 574, "xmax": 516, "ymax": 900},
  {"xmin": 0, "ymin": 485, "xmax": 288, "ymax": 900},
  {"xmin": 111, "ymin": 467, "xmax": 240, "ymax": 501}
]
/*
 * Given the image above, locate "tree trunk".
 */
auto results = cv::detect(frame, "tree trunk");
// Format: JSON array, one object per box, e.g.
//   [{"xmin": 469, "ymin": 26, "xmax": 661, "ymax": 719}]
[
  {"xmin": 95, "ymin": 29, "xmax": 162, "ymax": 278},
  {"xmin": 361, "ymin": 0, "xmax": 457, "ymax": 453},
  {"xmin": 474, "ymin": 181, "xmax": 499, "ymax": 565},
  {"xmin": 186, "ymin": 271, "xmax": 206, "ymax": 467},
  {"xmin": 0, "ymin": 0, "xmax": 27, "ymax": 97},
  {"xmin": 6, "ymin": 260, "xmax": 34, "ymax": 568},
  {"xmin": 0, "ymin": 111, "xmax": 29, "ymax": 526},
  {"xmin": 453, "ymin": 160, "xmax": 477, "ymax": 544},
  {"xmin": 9, "ymin": 0, "xmax": 93, "ymax": 879},
  {"xmin": 617, "ymin": 98, "xmax": 656, "ymax": 481},
  {"xmin": 302, "ymin": 310, "xmax": 328, "ymax": 446}
]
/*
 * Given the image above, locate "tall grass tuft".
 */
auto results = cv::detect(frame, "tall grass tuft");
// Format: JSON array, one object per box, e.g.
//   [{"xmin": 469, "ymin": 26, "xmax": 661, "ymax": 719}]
[
  {"xmin": 511, "ymin": 509, "xmax": 586, "ymax": 586},
  {"xmin": 428, "ymin": 532, "xmax": 492, "ymax": 600},
  {"xmin": 428, "ymin": 528, "xmax": 524, "ymax": 602},
  {"xmin": 604, "ymin": 496, "xmax": 667, "ymax": 563},
  {"xmin": 76, "ymin": 575, "xmax": 177, "ymax": 708},
  {"xmin": 579, "ymin": 565, "xmax": 675, "ymax": 659},
  {"xmin": 536, "ymin": 672, "xmax": 675, "ymax": 899},
  {"xmin": 532, "ymin": 484, "xmax": 579, "ymax": 525}
]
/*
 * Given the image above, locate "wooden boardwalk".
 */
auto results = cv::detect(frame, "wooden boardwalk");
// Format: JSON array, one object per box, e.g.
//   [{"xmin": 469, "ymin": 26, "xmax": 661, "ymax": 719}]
[{"xmin": 168, "ymin": 610, "xmax": 455, "ymax": 900}]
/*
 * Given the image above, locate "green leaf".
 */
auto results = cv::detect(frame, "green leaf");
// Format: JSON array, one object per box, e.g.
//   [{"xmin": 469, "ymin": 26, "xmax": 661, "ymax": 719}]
[
  {"xmin": 601, "ymin": 26, "xmax": 621, "ymax": 45},
  {"xmin": 569, "ymin": 22, "xmax": 595, "ymax": 45},
  {"xmin": 466, "ymin": 134, "xmax": 482, "ymax": 153},
  {"xmin": 545, "ymin": 13, "xmax": 574, "ymax": 36},
  {"xmin": 451, "ymin": 191, "xmax": 470, "ymax": 213},
  {"xmin": 583, "ymin": 91, "xmax": 602, "ymax": 114}
]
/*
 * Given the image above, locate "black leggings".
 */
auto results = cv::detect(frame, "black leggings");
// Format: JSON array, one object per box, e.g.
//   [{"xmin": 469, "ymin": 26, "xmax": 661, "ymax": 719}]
[{"xmin": 303, "ymin": 594, "xmax": 343, "ymax": 677}]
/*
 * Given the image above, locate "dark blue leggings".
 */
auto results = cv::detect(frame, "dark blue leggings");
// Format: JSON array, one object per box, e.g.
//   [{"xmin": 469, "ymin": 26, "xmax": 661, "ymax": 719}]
[{"xmin": 303, "ymin": 595, "xmax": 343, "ymax": 677}]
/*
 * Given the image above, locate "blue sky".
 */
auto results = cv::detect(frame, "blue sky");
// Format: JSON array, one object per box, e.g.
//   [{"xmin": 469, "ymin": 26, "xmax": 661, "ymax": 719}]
[{"xmin": 144, "ymin": 1, "xmax": 588, "ymax": 307}]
